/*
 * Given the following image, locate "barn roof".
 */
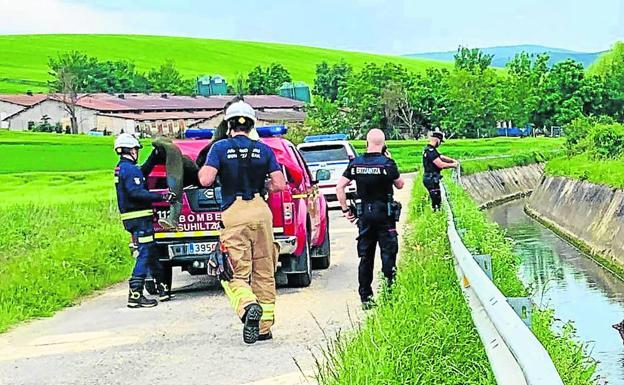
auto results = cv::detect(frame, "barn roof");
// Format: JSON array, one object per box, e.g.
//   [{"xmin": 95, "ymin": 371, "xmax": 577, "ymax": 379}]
[
  {"xmin": 98, "ymin": 110, "xmax": 222, "ymax": 121},
  {"xmin": 0, "ymin": 94, "xmax": 49, "ymax": 107}
]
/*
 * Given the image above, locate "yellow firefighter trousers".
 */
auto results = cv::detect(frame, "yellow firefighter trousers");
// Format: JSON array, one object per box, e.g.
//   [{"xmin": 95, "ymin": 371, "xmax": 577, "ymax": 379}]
[{"xmin": 220, "ymin": 196, "xmax": 278, "ymax": 334}]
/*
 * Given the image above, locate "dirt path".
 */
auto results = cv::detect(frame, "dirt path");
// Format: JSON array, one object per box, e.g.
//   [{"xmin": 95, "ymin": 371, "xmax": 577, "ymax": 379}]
[{"xmin": 0, "ymin": 175, "xmax": 414, "ymax": 385}]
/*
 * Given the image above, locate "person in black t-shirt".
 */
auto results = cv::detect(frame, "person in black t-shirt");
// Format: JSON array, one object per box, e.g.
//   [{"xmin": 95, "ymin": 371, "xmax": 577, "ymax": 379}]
[
  {"xmin": 336, "ymin": 129, "xmax": 404, "ymax": 309},
  {"xmin": 422, "ymin": 132, "xmax": 459, "ymax": 211}
]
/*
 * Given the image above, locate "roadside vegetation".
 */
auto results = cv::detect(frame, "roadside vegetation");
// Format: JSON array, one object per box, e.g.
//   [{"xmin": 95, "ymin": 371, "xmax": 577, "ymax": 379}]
[
  {"xmin": 317, "ymin": 180, "xmax": 597, "ymax": 385},
  {"xmin": 0, "ymin": 199, "xmax": 130, "ymax": 332},
  {"xmin": 316, "ymin": 183, "xmax": 496, "ymax": 385},
  {"xmin": 545, "ymin": 117, "xmax": 624, "ymax": 189}
]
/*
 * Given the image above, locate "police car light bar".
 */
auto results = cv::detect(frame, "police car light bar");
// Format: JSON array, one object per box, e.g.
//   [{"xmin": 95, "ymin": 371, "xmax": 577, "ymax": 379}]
[
  {"xmin": 256, "ymin": 125, "xmax": 288, "ymax": 138},
  {"xmin": 185, "ymin": 128, "xmax": 215, "ymax": 140},
  {"xmin": 304, "ymin": 134, "xmax": 348, "ymax": 143}
]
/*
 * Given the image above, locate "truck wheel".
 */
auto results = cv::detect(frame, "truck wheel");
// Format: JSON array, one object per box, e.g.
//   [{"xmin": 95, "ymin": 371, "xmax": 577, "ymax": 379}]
[
  {"xmin": 312, "ymin": 211, "xmax": 331, "ymax": 270},
  {"xmin": 287, "ymin": 234, "xmax": 312, "ymax": 288}
]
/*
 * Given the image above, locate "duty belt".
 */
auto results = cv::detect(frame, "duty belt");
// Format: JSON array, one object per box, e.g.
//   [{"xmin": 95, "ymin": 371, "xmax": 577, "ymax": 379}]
[{"xmin": 120, "ymin": 209, "xmax": 153, "ymax": 221}]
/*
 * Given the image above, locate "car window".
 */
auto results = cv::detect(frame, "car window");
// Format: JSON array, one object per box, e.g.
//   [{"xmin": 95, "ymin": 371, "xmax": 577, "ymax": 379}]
[
  {"xmin": 299, "ymin": 144, "xmax": 349, "ymax": 163},
  {"xmin": 288, "ymin": 145, "xmax": 312, "ymax": 184},
  {"xmin": 349, "ymin": 143, "xmax": 358, "ymax": 157}
]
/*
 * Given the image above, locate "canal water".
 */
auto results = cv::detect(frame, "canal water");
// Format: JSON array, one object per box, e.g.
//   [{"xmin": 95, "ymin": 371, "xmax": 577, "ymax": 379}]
[{"xmin": 487, "ymin": 200, "xmax": 624, "ymax": 385}]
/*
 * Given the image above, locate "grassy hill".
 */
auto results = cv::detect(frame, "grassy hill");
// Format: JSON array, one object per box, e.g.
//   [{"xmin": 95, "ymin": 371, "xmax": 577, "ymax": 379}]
[
  {"xmin": 405, "ymin": 44, "xmax": 605, "ymax": 68},
  {"xmin": 0, "ymin": 34, "xmax": 451, "ymax": 94}
]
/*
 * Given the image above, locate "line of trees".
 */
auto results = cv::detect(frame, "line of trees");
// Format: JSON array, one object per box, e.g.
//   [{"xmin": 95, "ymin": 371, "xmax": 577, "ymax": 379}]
[
  {"xmin": 308, "ymin": 44, "xmax": 624, "ymax": 139},
  {"xmin": 47, "ymin": 43, "xmax": 624, "ymax": 139}
]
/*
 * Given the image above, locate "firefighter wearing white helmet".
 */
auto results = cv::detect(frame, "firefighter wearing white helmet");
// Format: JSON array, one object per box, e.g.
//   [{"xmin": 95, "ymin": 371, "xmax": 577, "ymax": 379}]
[
  {"xmin": 114, "ymin": 133, "xmax": 175, "ymax": 308},
  {"xmin": 199, "ymin": 100, "xmax": 286, "ymax": 344}
]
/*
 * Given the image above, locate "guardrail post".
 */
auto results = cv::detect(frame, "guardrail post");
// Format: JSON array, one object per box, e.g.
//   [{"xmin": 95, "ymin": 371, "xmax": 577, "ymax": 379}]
[
  {"xmin": 507, "ymin": 297, "xmax": 533, "ymax": 328},
  {"xmin": 473, "ymin": 254, "xmax": 493, "ymax": 281}
]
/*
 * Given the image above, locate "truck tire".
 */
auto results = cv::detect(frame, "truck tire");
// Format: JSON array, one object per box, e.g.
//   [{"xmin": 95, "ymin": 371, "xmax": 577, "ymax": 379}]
[
  {"xmin": 312, "ymin": 210, "xmax": 331, "ymax": 270},
  {"xmin": 287, "ymin": 233, "xmax": 312, "ymax": 288}
]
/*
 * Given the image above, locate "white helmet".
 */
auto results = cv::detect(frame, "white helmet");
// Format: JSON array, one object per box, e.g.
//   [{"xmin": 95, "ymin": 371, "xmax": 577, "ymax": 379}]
[
  {"xmin": 114, "ymin": 133, "xmax": 142, "ymax": 153},
  {"xmin": 224, "ymin": 101, "xmax": 256, "ymax": 122}
]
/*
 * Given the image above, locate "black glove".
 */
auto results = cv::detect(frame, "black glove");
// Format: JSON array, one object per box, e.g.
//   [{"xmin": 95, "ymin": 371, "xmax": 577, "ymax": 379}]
[{"xmin": 208, "ymin": 246, "xmax": 234, "ymax": 282}]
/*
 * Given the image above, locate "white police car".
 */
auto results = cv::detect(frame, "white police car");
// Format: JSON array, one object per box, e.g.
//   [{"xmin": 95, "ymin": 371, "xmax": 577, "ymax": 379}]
[{"xmin": 297, "ymin": 134, "xmax": 358, "ymax": 201}]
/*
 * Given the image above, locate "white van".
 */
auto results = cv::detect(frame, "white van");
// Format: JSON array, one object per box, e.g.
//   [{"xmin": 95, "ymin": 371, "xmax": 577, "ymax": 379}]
[{"xmin": 297, "ymin": 134, "xmax": 358, "ymax": 201}]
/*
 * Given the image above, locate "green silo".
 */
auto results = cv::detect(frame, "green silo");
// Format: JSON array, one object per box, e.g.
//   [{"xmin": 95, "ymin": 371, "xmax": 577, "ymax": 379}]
[
  {"xmin": 197, "ymin": 75, "xmax": 228, "ymax": 96},
  {"xmin": 278, "ymin": 82, "xmax": 311, "ymax": 103}
]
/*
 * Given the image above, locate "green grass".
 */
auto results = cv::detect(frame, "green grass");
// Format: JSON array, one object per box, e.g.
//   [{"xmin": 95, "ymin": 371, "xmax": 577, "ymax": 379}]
[
  {"xmin": 0, "ymin": 131, "xmax": 147, "ymax": 173},
  {"xmin": 0, "ymin": 34, "xmax": 451, "ymax": 94},
  {"xmin": 316, "ymin": 183, "xmax": 496, "ymax": 384},
  {"xmin": 1, "ymin": 132, "xmax": 563, "ymax": 174},
  {"xmin": 352, "ymin": 137, "xmax": 565, "ymax": 174},
  {"xmin": 546, "ymin": 154, "xmax": 624, "ymax": 189},
  {"xmin": 0, "ymin": 199, "xmax": 130, "ymax": 332}
]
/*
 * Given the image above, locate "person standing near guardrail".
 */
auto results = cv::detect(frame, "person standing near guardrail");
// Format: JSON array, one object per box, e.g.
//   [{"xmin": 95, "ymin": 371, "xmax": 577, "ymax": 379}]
[
  {"xmin": 198, "ymin": 101, "xmax": 286, "ymax": 344},
  {"xmin": 336, "ymin": 129, "xmax": 404, "ymax": 310},
  {"xmin": 422, "ymin": 132, "xmax": 460, "ymax": 211}
]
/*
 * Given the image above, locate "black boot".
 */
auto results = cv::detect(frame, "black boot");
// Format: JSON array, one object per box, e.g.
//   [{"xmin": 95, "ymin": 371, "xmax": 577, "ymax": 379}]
[
  {"xmin": 158, "ymin": 282, "xmax": 175, "ymax": 302},
  {"xmin": 128, "ymin": 277, "xmax": 158, "ymax": 308},
  {"xmin": 241, "ymin": 303, "xmax": 263, "ymax": 344}
]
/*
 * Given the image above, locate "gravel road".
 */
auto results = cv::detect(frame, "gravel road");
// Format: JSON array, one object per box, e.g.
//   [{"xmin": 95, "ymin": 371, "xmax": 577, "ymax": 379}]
[{"xmin": 0, "ymin": 176, "xmax": 413, "ymax": 385}]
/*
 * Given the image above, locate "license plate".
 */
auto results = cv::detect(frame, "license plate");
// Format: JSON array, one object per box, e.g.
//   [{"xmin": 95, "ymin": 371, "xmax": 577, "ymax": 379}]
[{"xmin": 168, "ymin": 242, "xmax": 218, "ymax": 257}]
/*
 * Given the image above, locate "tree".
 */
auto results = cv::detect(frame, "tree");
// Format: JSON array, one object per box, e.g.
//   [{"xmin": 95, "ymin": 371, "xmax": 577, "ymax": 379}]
[
  {"xmin": 55, "ymin": 67, "xmax": 81, "ymax": 134},
  {"xmin": 589, "ymin": 42, "xmax": 624, "ymax": 121},
  {"xmin": 504, "ymin": 53, "xmax": 549, "ymax": 127},
  {"xmin": 538, "ymin": 59, "xmax": 587, "ymax": 127},
  {"xmin": 454, "ymin": 46, "xmax": 494, "ymax": 73},
  {"xmin": 147, "ymin": 60, "xmax": 192, "ymax": 94},
  {"xmin": 247, "ymin": 63, "xmax": 292, "ymax": 94},
  {"xmin": 313, "ymin": 61, "xmax": 352, "ymax": 102},
  {"xmin": 443, "ymin": 68, "xmax": 504, "ymax": 138}
]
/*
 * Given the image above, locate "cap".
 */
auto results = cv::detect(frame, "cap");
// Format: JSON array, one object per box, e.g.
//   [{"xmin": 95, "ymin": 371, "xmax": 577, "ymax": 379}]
[{"xmin": 432, "ymin": 132, "xmax": 445, "ymax": 142}]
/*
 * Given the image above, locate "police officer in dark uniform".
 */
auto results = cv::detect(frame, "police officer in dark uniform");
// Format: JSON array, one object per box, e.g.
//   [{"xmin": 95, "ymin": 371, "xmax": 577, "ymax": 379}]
[
  {"xmin": 198, "ymin": 101, "xmax": 286, "ymax": 344},
  {"xmin": 422, "ymin": 132, "xmax": 459, "ymax": 211},
  {"xmin": 113, "ymin": 133, "xmax": 175, "ymax": 308},
  {"xmin": 336, "ymin": 129, "xmax": 404, "ymax": 309}
]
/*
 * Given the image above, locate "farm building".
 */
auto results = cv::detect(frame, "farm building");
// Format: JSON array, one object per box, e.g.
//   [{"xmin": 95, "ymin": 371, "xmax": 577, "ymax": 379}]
[
  {"xmin": 0, "ymin": 93, "xmax": 305, "ymax": 136},
  {"xmin": 0, "ymin": 93, "xmax": 48, "ymax": 128}
]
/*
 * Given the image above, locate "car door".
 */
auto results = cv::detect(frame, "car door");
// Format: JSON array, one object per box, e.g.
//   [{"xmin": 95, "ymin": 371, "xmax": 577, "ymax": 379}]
[{"xmin": 288, "ymin": 144, "xmax": 323, "ymax": 244}]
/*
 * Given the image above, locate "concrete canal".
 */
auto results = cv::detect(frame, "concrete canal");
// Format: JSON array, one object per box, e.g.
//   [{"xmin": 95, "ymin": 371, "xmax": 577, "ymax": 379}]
[{"xmin": 488, "ymin": 199, "xmax": 624, "ymax": 385}]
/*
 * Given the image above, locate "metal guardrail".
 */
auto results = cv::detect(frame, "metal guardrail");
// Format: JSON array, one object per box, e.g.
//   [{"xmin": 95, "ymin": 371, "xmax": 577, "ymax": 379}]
[{"xmin": 441, "ymin": 183, "xmax": 563, "ymax": 385}]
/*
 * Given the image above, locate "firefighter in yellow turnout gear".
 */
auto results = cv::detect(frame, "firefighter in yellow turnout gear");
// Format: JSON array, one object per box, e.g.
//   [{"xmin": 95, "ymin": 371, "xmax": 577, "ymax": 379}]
[{"xmin": 199, "ymin": 101, "xmax": 286, "ymax": 344}]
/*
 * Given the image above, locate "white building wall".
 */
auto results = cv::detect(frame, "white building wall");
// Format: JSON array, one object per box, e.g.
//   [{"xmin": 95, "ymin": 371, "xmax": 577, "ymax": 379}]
[
  {"xmin": 96, "ymin": 115, "xmax": 139, "ymax": 135},
  {"xmin": 6, "ymin": 100, "xmax": 97, "ymax": 133},
  {"xmin": 0, "ymin": 101, "xmax": 26, "ymax": 129}
]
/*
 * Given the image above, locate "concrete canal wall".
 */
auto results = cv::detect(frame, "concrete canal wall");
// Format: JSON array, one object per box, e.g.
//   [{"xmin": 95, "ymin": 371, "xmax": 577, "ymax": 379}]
[
  {"xmin": 461, "ymin": 164, "xmax": 544, "ymax": 208},
  {"xmin": 462, "ymin": 164, "xmax": 624, "ymax": 269},
  {"xmin": 527, "ymin": 176, "xmax": 624, "ymax": 270}
]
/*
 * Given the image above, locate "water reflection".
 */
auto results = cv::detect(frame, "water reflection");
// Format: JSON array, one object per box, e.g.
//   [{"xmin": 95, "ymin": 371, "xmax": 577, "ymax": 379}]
[{"xmin": 488, "ymin": 200, "xmax": 624, "ymax": 385}]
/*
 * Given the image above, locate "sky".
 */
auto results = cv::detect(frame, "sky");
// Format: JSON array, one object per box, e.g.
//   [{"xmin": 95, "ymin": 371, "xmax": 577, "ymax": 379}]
[{"xmin": 0, "ymin": 0, "xmax": 621, "ymax": 54}]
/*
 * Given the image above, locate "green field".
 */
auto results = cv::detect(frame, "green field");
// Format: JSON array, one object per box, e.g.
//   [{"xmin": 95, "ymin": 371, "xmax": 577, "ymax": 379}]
[
  {"xmin": 546, "ymin": 154, "xmax": 624, "ymax": 189},
  {"xmin": 0, "ymin": 34, "xmax": 451, "ymax": 94},
  {"xmin": 352, "ymin": 137, "xmax": 565, "ymax": 174},
  {"xmin": 1, "ymin": 131, "xmax": 564, "ymax": 174}
]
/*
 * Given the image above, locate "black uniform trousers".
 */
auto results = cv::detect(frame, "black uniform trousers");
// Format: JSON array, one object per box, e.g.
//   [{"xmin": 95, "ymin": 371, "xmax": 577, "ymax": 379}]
[
  {"xmin": 356, "ymin": 201, "xmax": 399, "ymax": 302},
  {"xmin": 423, "ymin": 173, "xmax": 442, "ymax": 211}
]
